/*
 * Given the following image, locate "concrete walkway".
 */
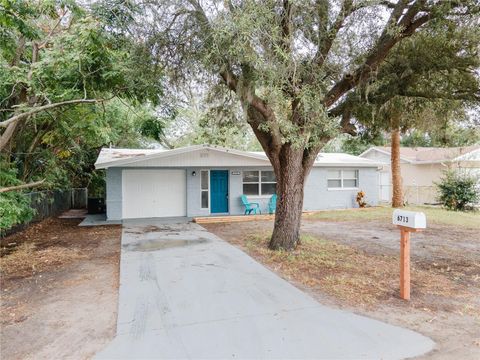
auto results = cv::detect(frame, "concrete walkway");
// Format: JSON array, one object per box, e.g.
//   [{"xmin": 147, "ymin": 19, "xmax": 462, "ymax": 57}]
[{"xmin": 96, "ymin": 220, "xmax": 434, "ymax": 359}]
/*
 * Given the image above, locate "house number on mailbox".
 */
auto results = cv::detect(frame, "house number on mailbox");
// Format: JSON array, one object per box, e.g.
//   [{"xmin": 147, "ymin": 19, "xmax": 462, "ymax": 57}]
[{"xmin": 396, "ymin": 215, "xmax": 409, "ymax": 223}]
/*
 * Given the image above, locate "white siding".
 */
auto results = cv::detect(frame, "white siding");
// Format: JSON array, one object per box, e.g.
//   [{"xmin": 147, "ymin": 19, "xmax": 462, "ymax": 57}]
[
  {"xmin": 303, "ymin": 167, "xmax": 379, "ymax": 210},
  {"xmin": 122, "ymin": 169, "xmax": 186, "ymax": 218}
]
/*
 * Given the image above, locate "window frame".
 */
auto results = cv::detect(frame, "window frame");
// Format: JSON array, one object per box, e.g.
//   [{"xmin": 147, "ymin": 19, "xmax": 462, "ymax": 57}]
[
  {"xmin": 242, "ymin": 170, "xmax": 277, "ymax": 196},
  {"xmin": 327, "ymin": 169, "xmax": 359, "ymax": 190},
  {"xmin": 200, "ymin": 170, "xmax": 210, "ymax": 209}
]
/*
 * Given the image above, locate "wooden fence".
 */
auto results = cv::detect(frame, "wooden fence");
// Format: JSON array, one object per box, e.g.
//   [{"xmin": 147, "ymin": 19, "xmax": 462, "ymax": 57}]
[{"xmin": 1, "ymin": 188, "xmax": 87, "ymax": 237}]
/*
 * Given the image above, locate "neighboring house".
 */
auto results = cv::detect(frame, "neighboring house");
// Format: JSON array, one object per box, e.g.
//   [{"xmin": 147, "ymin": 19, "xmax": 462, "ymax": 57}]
[
  {"xmin": 359, "ymin": 145, "xmax": 480, "ymax": 205},
  {"xmin": 95, "ymin": 144, "xmax": 380, "ymax": 220}
]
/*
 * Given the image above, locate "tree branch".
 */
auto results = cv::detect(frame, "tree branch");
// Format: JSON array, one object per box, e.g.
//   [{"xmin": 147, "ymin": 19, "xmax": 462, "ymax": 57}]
[
  {"xmin": 220, "ymin": 68, "xmax": 282, "ymax": 155},
  {"xmin": 0, "ymin": 98, "xmax": 103, "ymax": 128},
  {"xmin": 314, "ymin": 0, "xmax": 353, "ymax": 67},
  {"xmin": 280, "ymin": 0, "xmax": 293, "ymax": 53},
  {"xmin": 323, "ymin": 0, "xmax": 431, "ymax": 108},
  {"xmin": 0, "ymin": 179, "xmax": 45, "ymax": 193}
]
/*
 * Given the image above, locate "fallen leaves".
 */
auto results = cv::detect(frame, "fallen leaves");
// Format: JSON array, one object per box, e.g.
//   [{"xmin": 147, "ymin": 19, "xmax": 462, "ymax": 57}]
[{"xmin": 0, "ymin": 242, "xmax": 86, "ymax": 278}]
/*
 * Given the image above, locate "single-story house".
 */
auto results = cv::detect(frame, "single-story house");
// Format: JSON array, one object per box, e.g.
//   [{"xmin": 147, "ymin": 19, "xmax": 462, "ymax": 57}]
[
  {"xmin": 359, "ymin": 145, "xmax": 480, "ymax": 204},
  {"xmin": 95, "ymin": 145, "xmax": 381, "ymax": 220}
]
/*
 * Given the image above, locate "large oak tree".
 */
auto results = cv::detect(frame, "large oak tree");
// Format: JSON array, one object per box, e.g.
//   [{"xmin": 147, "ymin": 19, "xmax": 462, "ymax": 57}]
[{"xmin": 139, "ymin": 0, "xmax": 478, "ymax": 250}]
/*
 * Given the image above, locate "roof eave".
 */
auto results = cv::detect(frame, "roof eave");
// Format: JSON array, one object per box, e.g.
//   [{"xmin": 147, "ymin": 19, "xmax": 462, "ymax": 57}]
[
  {"xmin": 94, "ymin": 144, "xmax": 271, "ymax": 169},
  {"xmin": 451, "ymin": 148, "xmax": 480, "ymax": 162},
  {"xmin": 359, "ymin": 147, "xmax": 415, "ymax": 163},
  {"xmin": 412, "ymin": 158, "xmax": 477, "ymax": 165}
]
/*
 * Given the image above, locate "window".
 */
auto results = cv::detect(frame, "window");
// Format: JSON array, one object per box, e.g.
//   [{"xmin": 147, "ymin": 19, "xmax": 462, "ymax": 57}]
[
  {"xmin": 327, "ymin": 169, "xmax": 359, "ymax": 189},
  {"xmin": 242, "ymin": 171, "xmax": 259, "ymax": 195},
  {"xmin": 243, "ymin": 170, "xmax": 276, "ymax": 195},
  {"xmin": 201, "ymin": 170, "xmax": 209, "ymax": 208},
  {"xmin": 261, "ymin": 171, "xmax": 276, "ymax": 195}
]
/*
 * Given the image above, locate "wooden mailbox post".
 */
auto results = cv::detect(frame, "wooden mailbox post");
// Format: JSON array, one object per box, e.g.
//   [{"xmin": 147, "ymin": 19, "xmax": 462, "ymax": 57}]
[{"xmin": 392, "ymin": 210, "xmax": 427, "ymax": 300}]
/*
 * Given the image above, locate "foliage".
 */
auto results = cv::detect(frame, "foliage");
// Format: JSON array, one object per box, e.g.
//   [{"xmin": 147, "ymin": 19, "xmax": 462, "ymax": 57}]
[
  {"xmin": 142, "ymin": 1, "xmax": 479, "ymax": 153},
  {"xmin": 401, "ymin": 125, "xmax": 480, "ymax": 148},
  {"xmin": 7, "ymin": 98, "xmax": 162, "ymax": 190},
  {"xmin": 324, "ymin": 133, "xmax": 387, "ymax": 155},
  {"xmin": 0, "ymin": 2, "xmax": 164, "ymax": 175},
  {"xmin": 337, "ymin": 19, "xmax": 480, "ymax": 208},
  {"xmin": 135, "ymin": 0, "xmax": 480, "ymax": 249},
  {"xmin": 0, "ymin": 192, "xmax": 34, "ymax": 232},
  {"xmin": 341, "ymin": 20, "xmax": 480, "ymax": 136},
  {"xmin": 154, "ymin": 83, "xmax": 261, "ymax": 150},
  {"xmin": 0, "ymin": 0, "xmax": 165, "ymax": 231},
  {"xmin": 0, "ymin": 163, "xmax": 35, "ymax": 232},
  {"xmin": 87, "ymin": 169, "xmax": 105, "ymax": 198},
  {"xmin": 183, "ymin": 90, "xmax": 259, "ymax": 150},
  {"xmin": 436, "ymin": 170, "xmax": 480, "ymax": 211}
]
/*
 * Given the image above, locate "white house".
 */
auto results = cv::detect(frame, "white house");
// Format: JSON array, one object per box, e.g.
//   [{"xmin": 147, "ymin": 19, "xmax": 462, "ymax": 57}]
[
  {"xmin": 360, "ymin": 145, "xmax": 480, "ymax": 204},
  {"xmin": 95, "ymin": 144, "xmax": 381, "ymax": 220}
]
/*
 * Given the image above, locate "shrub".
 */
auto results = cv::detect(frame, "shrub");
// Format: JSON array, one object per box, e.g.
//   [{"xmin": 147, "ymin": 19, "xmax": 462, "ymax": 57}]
[
  {"xmin": 436, "ymin": 170, "xmax": 480, "ymax": 211},
  {"xmin": 0, "ymin": 164, "xmax": 35, "ymax": 233},
  {"xmin": 0, "ymin": 192, "xmax": 35, "ymax": 233}
]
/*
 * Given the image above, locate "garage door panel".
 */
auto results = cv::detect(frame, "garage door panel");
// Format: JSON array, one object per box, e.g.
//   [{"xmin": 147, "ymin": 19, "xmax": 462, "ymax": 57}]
[{"xmin": 122, "ymin": 170, "xmax": 186, "ymax": 218}]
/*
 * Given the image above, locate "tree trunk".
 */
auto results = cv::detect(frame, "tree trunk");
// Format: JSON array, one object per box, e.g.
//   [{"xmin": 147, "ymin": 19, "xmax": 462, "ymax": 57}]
[
  {"xmin": 391, "ymin": 127, "xmax": 403, "ymax": 208},
  {"xmin": 269, "ymin": 146, "xmax": 306, "ymax": 250}
]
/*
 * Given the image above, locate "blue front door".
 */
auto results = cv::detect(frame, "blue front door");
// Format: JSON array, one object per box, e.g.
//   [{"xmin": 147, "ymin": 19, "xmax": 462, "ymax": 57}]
[{"xmin": 210, "ymin": 170, "xmax": 229, "ymax": 213}]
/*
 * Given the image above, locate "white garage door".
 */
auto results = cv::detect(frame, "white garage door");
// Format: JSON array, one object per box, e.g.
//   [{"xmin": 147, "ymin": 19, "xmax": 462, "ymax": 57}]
[{"xmin": 122, "ymin": 169, "xmax": 186, "ymax": 219}]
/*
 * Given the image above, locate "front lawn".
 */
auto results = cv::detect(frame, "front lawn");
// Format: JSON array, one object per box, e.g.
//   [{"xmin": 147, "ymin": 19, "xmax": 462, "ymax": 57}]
[
  {"xmin": 306, "ymin": 205, "xmax": 480, "ymax": 229},
  {"xmin": 241, "ymin": 232, "xmax": 463, "ymax": 307},
  {"xmin": 203, "ymin": 206, "xmax": 480, "ymax": 359}
]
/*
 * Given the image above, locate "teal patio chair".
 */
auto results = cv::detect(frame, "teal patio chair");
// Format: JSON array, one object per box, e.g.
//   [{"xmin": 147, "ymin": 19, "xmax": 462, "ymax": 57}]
[
  {"xmin": 268, "ymin": 194, "xmax": 277, "ymax": 214},
  {"xmin": 241, "ymin": 195, "xmax": 261, "ymax": 215}
]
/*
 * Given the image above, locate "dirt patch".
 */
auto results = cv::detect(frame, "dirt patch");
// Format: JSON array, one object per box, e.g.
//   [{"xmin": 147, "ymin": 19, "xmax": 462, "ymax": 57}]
[
  {"xmin": 0, "ymin": 218, "xmax": 121, "ymax": 360},
  {"xmin": 1, "ymin": 243, "xmax": 86, "ymax": 279},
  {"xmin": 204, "ymin": 218, "xmax": 480, "ymax": 359}
]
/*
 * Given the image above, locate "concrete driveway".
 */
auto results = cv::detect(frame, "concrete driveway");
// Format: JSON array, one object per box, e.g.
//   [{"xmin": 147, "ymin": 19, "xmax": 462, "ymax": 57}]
[{"xmin": 96, "ymin": 219, "xmax": 434, "ymax": 359}]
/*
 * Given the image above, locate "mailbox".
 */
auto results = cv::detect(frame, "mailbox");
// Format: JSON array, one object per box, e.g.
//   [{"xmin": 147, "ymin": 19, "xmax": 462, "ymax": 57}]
[
  {"xmin": 392, "ymin": 210, "xmax": 426, "ymax": 229},
  {"xmin": 392, "ymin": 209, "xmax": 427, "ymax": 301}
]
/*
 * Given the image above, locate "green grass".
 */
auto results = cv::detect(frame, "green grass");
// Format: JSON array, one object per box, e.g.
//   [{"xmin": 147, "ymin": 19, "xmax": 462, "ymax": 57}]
[{"xmin": 306, "ymin": 206, "xmax": 480, "ymax": 229}]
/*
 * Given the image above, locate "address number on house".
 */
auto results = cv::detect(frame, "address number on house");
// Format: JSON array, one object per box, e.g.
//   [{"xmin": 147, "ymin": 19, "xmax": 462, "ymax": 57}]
[{"xmin": 392, "ymin": 210, "xmax": 426, "ymax": 229}]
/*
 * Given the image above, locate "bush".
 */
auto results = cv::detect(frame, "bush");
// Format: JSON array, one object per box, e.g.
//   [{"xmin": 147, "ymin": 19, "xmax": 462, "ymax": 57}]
[
  {"xmin": 436, "ymin": 170, "xmax": 480, "ymax": 211},
  {"xmin": 0, "ymin": 192, "xmax": 35, "ymax": 232},
  {"xmin": 0, "ymin": 163, "xmax": 36, "ymax": 232}
]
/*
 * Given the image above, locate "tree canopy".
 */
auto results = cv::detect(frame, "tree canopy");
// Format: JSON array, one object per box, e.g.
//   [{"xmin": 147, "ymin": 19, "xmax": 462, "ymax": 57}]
[
  {"xmin": 1, "ymin": 0, "xmax": 479, "ymax": 244},
  {"xmin": 0, "ymin": 0, "xmax": 164, "ymax": 230},
  {"xmin": 135, "ymin": 0, "xmax": 480, "ymax": 249}
]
